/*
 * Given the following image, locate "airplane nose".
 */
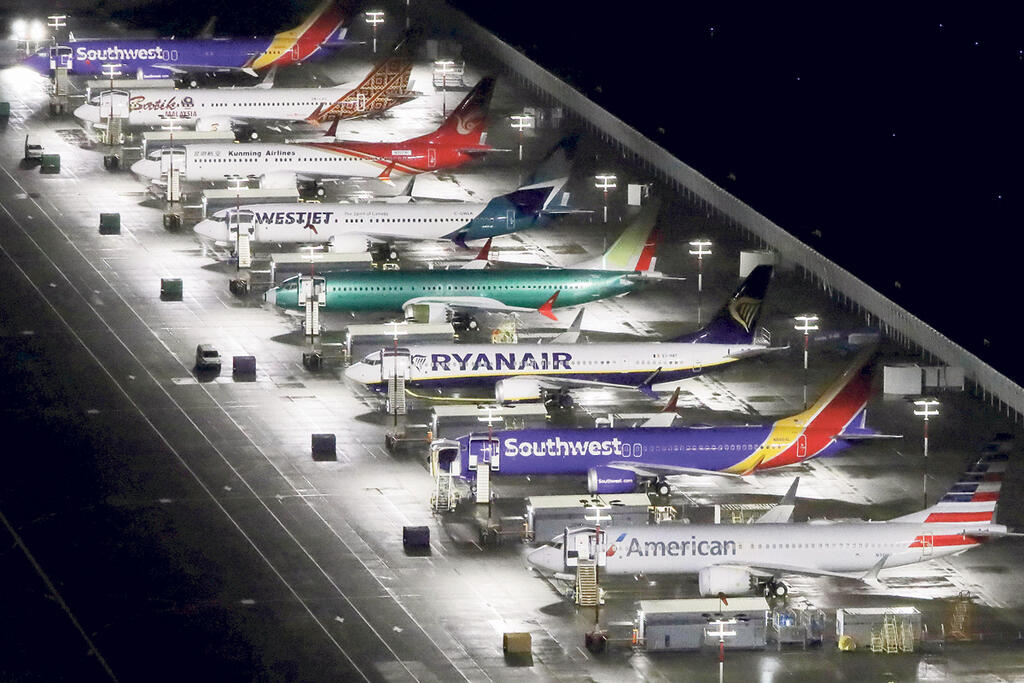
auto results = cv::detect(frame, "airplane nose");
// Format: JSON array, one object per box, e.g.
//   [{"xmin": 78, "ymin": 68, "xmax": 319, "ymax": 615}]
[
  {"xmin": 526, "ymin": 546, "xmax": 563, "ymax": 574},
  {"xmin": 73, "ymin": 104, "xmax": 100, "ymax": 124},
  {"xmin": 130, "ymin": 159, "xmax": 161, "ymax": 180},
  {"xmin": 264, "ymin": 286, "xmax": 278, "ymax": 306},
  {"xmin": 193, "ymin": 219, "xmax": 227, "ymax": 243}
]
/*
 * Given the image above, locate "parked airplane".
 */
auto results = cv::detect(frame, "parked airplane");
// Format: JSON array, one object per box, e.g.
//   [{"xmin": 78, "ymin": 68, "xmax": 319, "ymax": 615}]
[
  {"xmin": 129, "ymin": 76, "xmax": 496, "ymax": 188},
  {"xmin": 192, "ymin": 135, "xmax": 576, "ymax": 251},
  {"xmin": 72, "ymin": 39, "xmax": 416, "ymax": 131},
  {"xmin": 21, "ymin": 0, "xmax": 354, "ymax": 80},
  {"xmin": 342, "ymin": 264, "xmax": 776, "ymax": 403},
  {"xmin": 433, "ymin": 346, "xmax": 894, "ymax": 496},
  {"xmin": 268, "ymin": 199, "xmax": 662, "ymax": 324},
  {"xmin": 528, "ymin": 452, "xmax": 1016, "ymax": 599}
]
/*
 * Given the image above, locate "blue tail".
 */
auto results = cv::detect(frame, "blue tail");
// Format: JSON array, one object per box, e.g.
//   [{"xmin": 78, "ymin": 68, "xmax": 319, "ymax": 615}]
[{"xmin": 672, "ymin": 265, "xmax": 773, "ymax": 344}]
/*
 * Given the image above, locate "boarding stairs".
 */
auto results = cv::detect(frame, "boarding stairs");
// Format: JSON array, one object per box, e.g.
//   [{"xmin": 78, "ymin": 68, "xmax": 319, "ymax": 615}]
[
  {"xmin": 474, "ymin": 463, "xmax": 490, "ymax": 504},
  {"xmin": 575, "ymin": 560, "xmax": 601, "ymax": 607},
  {"xmin": 387, "ymin": 376, "xmax": 407, "ymax": 415},
  {"xmin": 431, "ymin": 472, "xmax": 457, "ymax": 512}
]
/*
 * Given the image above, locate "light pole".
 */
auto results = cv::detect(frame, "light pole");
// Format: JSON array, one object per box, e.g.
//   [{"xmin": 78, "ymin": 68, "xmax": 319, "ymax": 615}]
[
  {"xmin": 705, "ymin": 613, "xmax": 736, "ymax": 683},
  {"xmin": 688, "ymin": 239, "xmax": 712, "ymax": 325},
  {"xmin": 510, "ymin": 112, "xmax": 533, "ymax": 162},
  {"xmin": 46, "ymin": 14, "xmax": 65, "ymax": 44},
  {"xmin": 914, "ymin": 398, "xmax": 940, "ymax": 508},
  {"xmin": 793, "ymin": 315, "xmax": 819, "ymax": 409},
  {"xmin": 594, "ymin": 174, "xmax": 617, "ymax": 267},
  {"xmin": 365, "ymin": 10, "xmax": 384, "ymax": 54},
  {"xmin": 433, "ymin": 59, "xmax": 454, "ymax": 117},
  {"xmin": 161, "ymin": 119, "xmax": 179, "ymax": 202}
]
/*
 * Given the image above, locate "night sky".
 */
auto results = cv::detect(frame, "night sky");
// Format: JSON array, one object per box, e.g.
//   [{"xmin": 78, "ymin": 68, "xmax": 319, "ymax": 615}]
[{"xmin": 448, "ymin": 2, "xmax": 1024, "ymax": 382}]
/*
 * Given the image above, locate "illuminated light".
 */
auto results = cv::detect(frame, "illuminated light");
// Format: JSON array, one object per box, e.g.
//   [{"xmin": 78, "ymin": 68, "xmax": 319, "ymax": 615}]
[
  {"xmin": 28, "ymin": 19, "xmax": 46, "ymax": 42},
  {"xmin": 11, "ymin": 19, "xmax": 27, "ymax": 40}
]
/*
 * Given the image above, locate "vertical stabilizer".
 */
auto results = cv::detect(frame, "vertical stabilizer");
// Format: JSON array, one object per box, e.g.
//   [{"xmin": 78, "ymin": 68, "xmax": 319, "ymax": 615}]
[
  {"xmin": 424, "ymin": 76, "xmax": 496, "ymax": 146},
  {"xmin": 672, "ymin": 265, "xmax": 773, "ymax": 344},
  {"xmin": 891, "ymin": 453, "xmax": 1007, "ymax": 527},
  {"xmin": 251, "ymin": 0, "xmax": 353, "ymax": 70},
  {"xmin": 576, "ymin": 199, "xmax": 661, "ymax": 272},
  {"xmin": 309, "ymin": 38, "xmax": 415, "ymax": 123}
]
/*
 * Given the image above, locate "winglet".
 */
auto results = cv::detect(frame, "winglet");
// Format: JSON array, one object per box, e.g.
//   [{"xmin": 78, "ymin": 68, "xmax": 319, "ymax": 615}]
[
  {"xmin": 662, "ymin": 387, "xmax": 680, "ymax": 413},
  {"xmin": 475, "ymin": 237, "xmax": 492, "ymax": 262},
  {"xmin": 306, "ymin": 103, "xmax": 324, "ymax": 124},
  {"xmin": 323, "ymin": 116, "xmax": 340, "ymax": 138},
  {"xmin": 861, "ymin": 554, "xmax": 889, "ymax": 585},
  {"xmin": 637, "ymin": 367, "xmax": 663, "ymax": 399},
  {"xmin": 546, "ymin": 309, "xmax": 585, "ymax": 344},
  {"xmin": 538, "ymin": 291, "xmax": 560, "ymax": 321},
  {"xmin": 754, "ymin": 477, "xmax": 800, "ymax": 524},
  {"xmin": 377, "ymin": 161, "xmax": 397, "ymax": 184},
  {"xmin": 459, "ymin": 238, "xmax": 493, "ymax": 270}
]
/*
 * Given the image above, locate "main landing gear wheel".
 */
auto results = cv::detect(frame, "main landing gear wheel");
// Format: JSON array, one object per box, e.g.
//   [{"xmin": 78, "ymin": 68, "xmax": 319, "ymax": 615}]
[
  {"xmin": 654, "ymin": 479, "xmax": 671, "ymax": 497},
  {"xmin": 763, "ymin": 580, "xmax": 789, "ymax": 600}
]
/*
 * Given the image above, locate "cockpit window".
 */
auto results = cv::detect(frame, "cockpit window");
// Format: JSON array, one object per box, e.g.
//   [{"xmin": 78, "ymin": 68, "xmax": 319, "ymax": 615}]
[{"xmin": 361, "ymin": 354, "xmax": 382, "ymax": 366}]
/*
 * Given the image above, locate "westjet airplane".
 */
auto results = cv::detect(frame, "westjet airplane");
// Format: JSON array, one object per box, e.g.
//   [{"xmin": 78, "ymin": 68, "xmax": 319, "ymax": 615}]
[
  {"xmin": 268, "ymin": 199, "xmax": 663, "ymax": 322},
  {"xmin": 192, "ymin": 135, "xmax": 577, "ymax": 251},
  {"xmin": 21, "ymin": 0, "xmax": 354, "ymax": 80},
  {"xmin": 130, "ymin": 76, "xmax": 496, "ymax": 188},
  {"xmin": 343, "ymin": 264, "xmax": 776, "ymax": 403},
  {"xmin": 528, "ymin": 452, "xmax": 1017, "ymax": 599},
  {"xmin": 73, "ymin": 39, "xmax": 416, "ymax": 132},
  {"xmin": 434, "ymin": 346, "xmax": 896, "ymax": 496}
]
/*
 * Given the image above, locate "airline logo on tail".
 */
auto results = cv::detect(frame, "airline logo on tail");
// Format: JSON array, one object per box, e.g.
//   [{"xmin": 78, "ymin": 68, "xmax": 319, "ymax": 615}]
[
  {"xmin": 729, "ymin": 295, "xmax": 761, "ymax": 332},
  {"xmin": 456, "ymin": 111, "xmax": 486, "ymax": 135},
  {"xmin": 250, "ymin": 0, "xmax": 351, "ymax": 70},
  {"xmin": 310, "ymin": 42, "xmax": 415, "ymax": 123}
]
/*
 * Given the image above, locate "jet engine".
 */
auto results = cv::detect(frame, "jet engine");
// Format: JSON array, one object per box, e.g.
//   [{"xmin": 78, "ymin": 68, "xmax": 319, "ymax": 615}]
[
  {"xmin": 587, "ymin": 466, "xmax": 638, "ymax": 494},
  {"xmin": 494, "ymin": 377, "xmax": 542, "ymax": 404},
  {"xmin": 195, "ymin": 116, "xmax": 234, "ymax": 133},
  {"xmin": 403, "ymin": 301, "xmax": 451, "ymax": 325},
  {"xmin": 326, "ymin": 234, "xmax": 372, "ymax": 252},
  {"xmin": 260, "ymin": 171, "xmax": 298, "ymax": 189},
  {"xmin": 697, "ymin": 566, "xmax": 754, "ymax": 597}
]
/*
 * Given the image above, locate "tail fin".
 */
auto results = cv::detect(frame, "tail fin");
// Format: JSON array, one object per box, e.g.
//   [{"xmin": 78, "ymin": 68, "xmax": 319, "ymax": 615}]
[
  {"xmin": 253, "ymin": 0, "xmax": 353, "ymax": 70},
  {"xmin": 787, "ymin": 345, "xmax": 876, "ymax": 432},
  {"xmin": 672, "ymin": 265, "xmax": 773, "ymax": 344},
  {"xmin": 423, "ymin": 76, "xmax": 496, "ymax": 146},
  {"xmin": 576, "ymin": 199, "xmax": 661, "ymax": 272},
  {"xmin": 309, "ymin": 38, "xmax": 415, "ymax": 124},
  {"xmin": 891, "ymin": 452, "xmax": 1007, "ymax": 527}
]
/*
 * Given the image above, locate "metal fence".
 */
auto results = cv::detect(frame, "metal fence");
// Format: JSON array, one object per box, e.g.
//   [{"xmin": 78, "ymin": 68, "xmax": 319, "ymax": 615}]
[{"xmin": 448, "ymin": 4, "xmax": 1023, "ymax": 422}]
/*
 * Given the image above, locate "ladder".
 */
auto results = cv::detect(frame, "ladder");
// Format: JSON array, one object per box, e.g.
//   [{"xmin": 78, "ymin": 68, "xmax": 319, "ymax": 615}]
[
  {"xmin": 575, "ymin": 560, "xmax": 599, "ymax": 607},
  {"xmin": 881, "ymin": 613, "xmax": 899, "ymax": 653},
  {"xmin": 236, "ymin": 231, "xmax": 252, "ymax": 269},
  {"xmin": 898, "ymin": 619, "xmax": 914, "ymax": 653},
  {"xmin": 870, "ymin": 629, "xmax": 883, "ymax": 653},
  {"xmin": 474, "ymin": 462, "xmax": 490, "ymax": 504},
  {"xmin": 387, "ymin": 375, "xmax": 406, "ymax": 415},
  {"xmin": 304, "ymin": 297, "xmax": 320, "ymax": 338},
  {"xmin": 431, "ymin": 473, "xmax": 457, "ymax": 512},
  {"xmin": 949, "ymin": 590, "xmax": 973, "ymax": 640}
]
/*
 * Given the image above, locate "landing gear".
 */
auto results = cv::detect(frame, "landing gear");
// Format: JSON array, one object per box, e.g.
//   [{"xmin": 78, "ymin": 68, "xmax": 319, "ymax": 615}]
[
  {"xmin": 450, "ymin": 312, "xmax": 479, "ymax": 332},
  {"xmin": 763, "ymin": 579, "xmax": 789, "ymax": 600},
  {"xmin": 652, "ymin": 479, "xmax": 671, "ymax": 497},
  {"xmin": 543, "ymin": 388, "xmax": 574, "ymax": 411}
]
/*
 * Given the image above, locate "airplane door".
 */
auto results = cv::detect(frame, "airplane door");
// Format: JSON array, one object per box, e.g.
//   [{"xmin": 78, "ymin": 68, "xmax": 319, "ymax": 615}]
[
  {"xmin": 427, "ymin": 148, "xmax": 437, "ymax": 168},
  {"xmin": 98, "ymin": 90, "xmax": 130, "ymax": 119},
  {"xmin": 467, "ymin": 436, "xmax": 500, "ymax": 471},
  {"xmin": 291, "ymin": 45, "xmax": 300, "ymax": 61},
  {"xmin": 921, "ymin": 534, "xmax": 934, "ymax": 559},
  {"xmin": 49, "ymin": 46, "xmax": 72, "ymax": 71},
  {"xmin": 797, "ymin": 434, "xmax": 808, "ymax": 458},
  {"xmin": 506, "ymin": 209, "xmax": 515, "ymax": 228},
  {"xmin": 356, "ymin": 93, "xmax": 366, "ymax": 112}
]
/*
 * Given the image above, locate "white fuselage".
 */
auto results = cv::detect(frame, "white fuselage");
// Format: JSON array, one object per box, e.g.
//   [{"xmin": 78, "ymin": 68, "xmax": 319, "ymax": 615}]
[
  {"xmin": 194, "ymin": 201, "xmax": 486, "ymax": 246},
  {"xmin": 77, "ymin": 87, "xmax": 347, "ymax": 128},
  {"xmin": 530, "ymin": 521, "xmax": 995, "ymax": 576},
  {"xmin": 344, "ymin": 341, "xmax": 765, "ymax": 389}
]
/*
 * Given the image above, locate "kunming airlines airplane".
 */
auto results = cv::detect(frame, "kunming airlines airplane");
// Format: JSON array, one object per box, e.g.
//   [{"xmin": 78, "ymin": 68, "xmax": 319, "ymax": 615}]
[
  {"xmin": 342, "ymin": 264, "xmax": 776, "ymax": 403},
  {"xmin": 72, "ymin": 39, "xmax": 416, "ymax": 132},
  {"xmin": 192, "ymin": 135, "xmax": 576, "ymax": 251},
  {"xmin": 432, "ymin": 346, "xmax": 898, "ymax": 496},
  {"xmin": 528, "ymin": 452, "xmax": 1017, "ymax": 599},
  {"xmin": 129, "ymin": 76, "xmax": 496, "ymax": 188},
  {"xmin": 21, "ymin": 0, "xmax": 354, "ymax": 80}
]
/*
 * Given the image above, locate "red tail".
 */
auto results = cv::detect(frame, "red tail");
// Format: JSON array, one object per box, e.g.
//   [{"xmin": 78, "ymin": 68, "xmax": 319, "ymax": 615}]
[
  {"xmin": 538, "ymin": 291, "xmax": 560, "ymax": 321},
  {"xmin": 425, "ymin": 76, "xmax": 495, "ymax": 145},
  {"xmin": 634, "ymin": 228, "xmax": 659, "ymax": 272}
]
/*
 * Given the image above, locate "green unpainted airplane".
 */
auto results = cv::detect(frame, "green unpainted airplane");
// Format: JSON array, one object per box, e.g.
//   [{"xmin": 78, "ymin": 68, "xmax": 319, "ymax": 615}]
[{"xmin": 264, "ymin": 201, "xmax": 672, "ymax": 322}]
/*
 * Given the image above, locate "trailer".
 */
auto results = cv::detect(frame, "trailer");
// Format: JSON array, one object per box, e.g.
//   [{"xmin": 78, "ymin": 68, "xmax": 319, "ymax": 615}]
[
  {"xmin": 636, "ymin": 598, "xmax": 770, "ymax": 651},
  {"xmin": 525, "ymin": 493, "xmax": 653, "ymax": 544},
  {"xmin": 141, "ymin": 129, "xmax": 235, "ymax": 156},
  {"xmin": 201, "ymin": 187, "xmax": 300, "ymax": 216},
  {"xmin": 430, "ymin": 403, "xmax": 548, "ymax": 439},
  {"xmin": 270, "ymin": 252, "xmax": 374, "ymax": 284},
  {"xmin": 345, "ymin": 322, "xmax": 456, "ymax": 362}
]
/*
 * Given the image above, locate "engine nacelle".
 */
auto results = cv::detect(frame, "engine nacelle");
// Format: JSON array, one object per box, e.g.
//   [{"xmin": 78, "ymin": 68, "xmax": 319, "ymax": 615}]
[
  {"xmin": 587, "ymin": 467, "xmax": 638, "ymax": 494},
  {"xmin": 195, "ymin": 116, "xmax": 234, "ymax": 133},
  {"xmin": 697, "ymin": 566, "xmax": 755, "ymax": 597},
  {"xmin": 494, "ymin": 377, "xmax": 542, "ymax": 404},
  {"xmin": 404, "ymin": 301, "xmax": 451, "ymax": 325},
  {"xmin": 261, "ymin": 171, "xmax": 298, "ymax": 190},
  {"xmin": 327, "ymin": 234, "xmax": 372, "ymax": 253}
]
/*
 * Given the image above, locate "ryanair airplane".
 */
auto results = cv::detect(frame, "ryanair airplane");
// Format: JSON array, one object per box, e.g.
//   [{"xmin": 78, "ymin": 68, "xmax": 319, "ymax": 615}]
[
  {"xmin": 528, "ymin": 452, "xmax": 1017, "ymax": 599},
  {"xmin": 434, "ymin": 346, "xmax": 897, "ymax": 496},
  {"xmin": 344, "ymin": 264, "xmax": 776, "ymax": 402}
]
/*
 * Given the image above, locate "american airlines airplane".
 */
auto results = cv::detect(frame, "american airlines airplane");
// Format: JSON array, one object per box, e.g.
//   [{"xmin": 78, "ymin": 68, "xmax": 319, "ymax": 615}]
[
  {"xmin": 129, "ymin": 76, "xmax": 497, "ymax": 188},
  {"xmin": 192, "ymin": 135, "xmax": 576, "ymax": 251},
  {"xmin": 73, "ymin": 40, "xmax": 416, "ymax": 132},
  {"xmin": 21, "ymin": 0, "xmax": 354, "ymax": 80},
  {"xmin": 433, "ymin": 347, "xmax": 896, "ymax": 496},
  {"xmin": 343, "ymin": 264, "xmax": 776, "ymax": 403},
  {"xmin": 528, "ymin": 452, "xmax": 1016, "ymax": 599}
]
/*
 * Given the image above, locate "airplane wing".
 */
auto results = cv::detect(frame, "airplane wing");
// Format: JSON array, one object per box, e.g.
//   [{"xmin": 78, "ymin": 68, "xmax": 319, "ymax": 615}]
[
  {"xmin": 834, "ymin": 433, "xmax": 904, "ymax": 441},
  {"xmin": 603, "ymin": 461, "xmax": 746, "ymax": 480},
  {"xmin": 402, "ymin": 295, "xmax": 548, "ymax": 316},
  {"xmin": 714, "ymin": 561, "xmax": 872, "ymax": 581}
]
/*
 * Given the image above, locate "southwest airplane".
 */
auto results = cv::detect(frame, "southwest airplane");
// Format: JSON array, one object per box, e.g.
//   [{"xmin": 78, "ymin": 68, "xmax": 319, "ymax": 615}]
[
  {"xmin": 21, "ymin": 0, "xmax": 354, "ymax": 80},
  {"xmin": 73, "ymin": 39, "xmax": 416, "ymax": 131},
  {"xmin": 268, "ymin": 200, "xmax": 662, "ymax": 324},
  {"xmin": 343, "ymin": 264, "xmax": 776, "ymax": 403},
  {"xmin": 528, "ymin": 452, "xmax": 1016, "ymax": 599},
  {"xmin": 435, "ymin": 347, "xmax": 895, "ymax": 496},
  {"xmin": 130, "ymin": 76, "xmax": 496, "ymax": 188},
  {"xmin": 192, "ymin": 135, "xmax": 576, "ymax": 251}
]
